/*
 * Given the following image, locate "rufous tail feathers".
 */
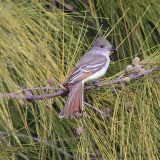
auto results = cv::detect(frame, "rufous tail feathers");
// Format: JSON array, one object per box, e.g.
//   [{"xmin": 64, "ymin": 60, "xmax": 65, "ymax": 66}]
[{"xmin": 59, "ymin": 82, "xmax": 83, "ymax": 118}]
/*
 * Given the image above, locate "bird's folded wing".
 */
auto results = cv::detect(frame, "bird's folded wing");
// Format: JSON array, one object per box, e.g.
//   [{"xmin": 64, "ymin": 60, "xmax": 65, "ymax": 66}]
[{"xmin": 64, "ymin": 55, "xmax": 107, "ymax": 84}]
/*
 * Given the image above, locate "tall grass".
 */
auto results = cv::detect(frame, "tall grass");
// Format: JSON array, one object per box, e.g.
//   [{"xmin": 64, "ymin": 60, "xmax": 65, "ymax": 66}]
[{"xmin": 0, "ymin": 0, "xmax": 160, "ymax": 159}]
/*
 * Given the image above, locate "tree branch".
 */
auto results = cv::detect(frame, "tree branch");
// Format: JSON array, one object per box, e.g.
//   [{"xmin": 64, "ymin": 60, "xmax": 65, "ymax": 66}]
[
  {"xmin": 85, "ymin": 66, "xmax": 160, "ymax": 90},
  {"xmin": 0, "ymin": 66, "xmax": 159, "ymax": 101}
]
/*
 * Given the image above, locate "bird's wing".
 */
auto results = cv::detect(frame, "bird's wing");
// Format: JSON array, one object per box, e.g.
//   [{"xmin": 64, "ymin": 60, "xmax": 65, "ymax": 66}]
[{"xmin": 64, "ymin": 55, "xmax": 107, "ymax": 85}]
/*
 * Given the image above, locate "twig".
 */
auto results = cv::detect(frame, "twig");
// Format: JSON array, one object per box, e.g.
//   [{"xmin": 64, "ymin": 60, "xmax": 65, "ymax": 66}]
[
  {"xmin": 25, "ymin": 91, "xmax": 67, "ymax": 101},
  {"xmin": 24, "ymin": 86, "xmax": 63, "ymax": 91},
  {"xmin": 111, "ymin": 82, "xmax": 118, "ymax": 96},
  {"xmin": 84, "ymin": 102, "xmax": 106, "ymax": 116}
]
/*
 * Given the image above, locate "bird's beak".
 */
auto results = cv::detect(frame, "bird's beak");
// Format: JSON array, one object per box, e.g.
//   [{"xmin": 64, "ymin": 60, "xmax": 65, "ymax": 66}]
[
  {"xmin": 109, "ymin": 48, "xmax": 117, "ymax": 55},
  {"xmin": 109, "ymin": 48, "xmax": 117, "ymax": 51}
]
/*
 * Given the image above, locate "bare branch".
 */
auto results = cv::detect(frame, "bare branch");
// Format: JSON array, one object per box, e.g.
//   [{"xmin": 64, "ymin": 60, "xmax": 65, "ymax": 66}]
[
  {"xmin": 0, "ymin": 90, "xmax": 67, "ymax": 101},
  {"xmin": 0, "ymin": 66, "xmax": 159, "ymax": 101},
  {"xmin": 84, "ymin": 102, "xmax": 106, "ymax": 116},
  {"xmin": 25, "ymin": 91, "xmax": 67, "ymax": 101},
  {"xmin": 24, "ymin": 86, "xmax": 63, "ymax": 91}
]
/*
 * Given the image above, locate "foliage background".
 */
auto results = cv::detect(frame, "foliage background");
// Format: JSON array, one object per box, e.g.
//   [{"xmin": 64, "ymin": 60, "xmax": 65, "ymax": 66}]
[{"xmin": 0, "ymin": 0, "xmax": 160, "ymax": 159}]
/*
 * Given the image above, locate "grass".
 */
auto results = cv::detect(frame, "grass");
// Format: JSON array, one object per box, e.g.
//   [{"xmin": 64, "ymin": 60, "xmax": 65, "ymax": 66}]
[{"xmin": 0, "ymin": 0, "xmax": 160, "ymax": 159}]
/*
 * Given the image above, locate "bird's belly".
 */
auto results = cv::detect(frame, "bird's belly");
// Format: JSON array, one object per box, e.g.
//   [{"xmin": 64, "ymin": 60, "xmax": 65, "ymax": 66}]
[{"xmin": 84, "ymin": 62, "xmax": 109, "ymax": 83}]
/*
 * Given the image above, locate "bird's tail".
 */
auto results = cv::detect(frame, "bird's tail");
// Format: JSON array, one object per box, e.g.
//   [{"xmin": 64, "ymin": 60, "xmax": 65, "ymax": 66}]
[{"xmin": 59, "ymin": 82, "xmax": 83, "ymax": 118}]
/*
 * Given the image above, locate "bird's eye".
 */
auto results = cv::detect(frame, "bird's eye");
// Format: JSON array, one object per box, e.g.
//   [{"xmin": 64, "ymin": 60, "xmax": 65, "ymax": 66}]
[{"xmin": 100, "ymin": 45, "xmax": 104, "ymax": 48}]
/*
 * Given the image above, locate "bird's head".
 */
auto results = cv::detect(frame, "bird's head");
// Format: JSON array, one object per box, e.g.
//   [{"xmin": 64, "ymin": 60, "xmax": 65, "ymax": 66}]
[{"xmin": 93, "ymin": 37, "xmax": 117, "ymax": 55}]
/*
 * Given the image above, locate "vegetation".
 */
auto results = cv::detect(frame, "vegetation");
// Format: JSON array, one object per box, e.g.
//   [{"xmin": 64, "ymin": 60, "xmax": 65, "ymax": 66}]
[{"xmin": 0, "ymin": 0, "xmax": 160, "ymax": 159}]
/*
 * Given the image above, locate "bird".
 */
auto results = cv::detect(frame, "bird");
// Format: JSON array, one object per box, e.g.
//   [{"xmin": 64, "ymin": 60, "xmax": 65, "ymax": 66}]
[{"xmin": 59, "ymin": 37, "xmax": 115, "ymax": 118}]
